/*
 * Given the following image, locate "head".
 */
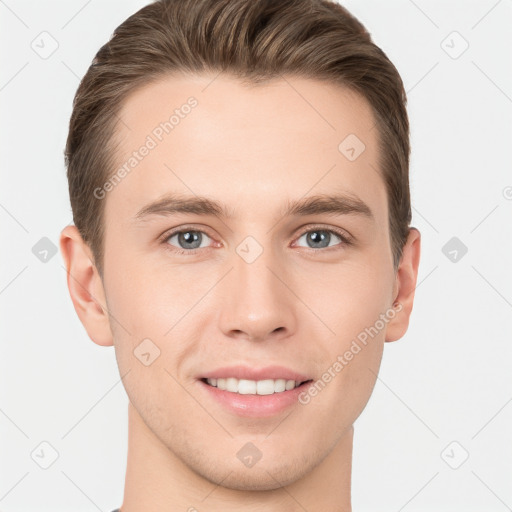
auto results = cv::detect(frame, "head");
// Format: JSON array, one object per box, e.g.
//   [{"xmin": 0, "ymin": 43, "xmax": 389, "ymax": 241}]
[{"xmin": 60, "ymin": 0, "xmax": 420, "ymax": 492}]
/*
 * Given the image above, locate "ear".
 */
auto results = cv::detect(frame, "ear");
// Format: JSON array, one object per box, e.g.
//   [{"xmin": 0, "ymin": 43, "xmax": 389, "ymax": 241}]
[
  {"xmin": 385, "ymin": 228, "xmax": 421, "ymax": 342},
  {"xmin": 59, "ymin": 225, "xmax": 113, "ymax": 346}
]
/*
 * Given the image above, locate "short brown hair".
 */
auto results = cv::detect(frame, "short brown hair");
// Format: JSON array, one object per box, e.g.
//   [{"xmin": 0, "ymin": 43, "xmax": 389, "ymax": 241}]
[{"xmin": 65, "ymin": 0, "xmax": 411, "ymax": 278}]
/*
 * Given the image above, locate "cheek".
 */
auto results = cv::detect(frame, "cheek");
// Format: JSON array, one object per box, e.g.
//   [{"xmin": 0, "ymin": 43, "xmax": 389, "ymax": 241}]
[
  {"xmin": 299, "ymin": 256, "xmax": 391, "ymax": 408},
  {"xmin": 104, "ymin": 254, "xmax": 205, "ymax": 388},
  {"xmin": 302, "ymin": 256, "xmax": 393, "ymax": 340},
  {"xmin": 103, "ymin": 244, "xmax": 181, "ymax": 334}
]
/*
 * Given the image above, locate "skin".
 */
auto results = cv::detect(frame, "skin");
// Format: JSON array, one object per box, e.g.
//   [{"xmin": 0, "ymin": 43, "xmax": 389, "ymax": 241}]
[{"xmin": 60, "ymin": 73, "xmax": 421, "ymax": 512}]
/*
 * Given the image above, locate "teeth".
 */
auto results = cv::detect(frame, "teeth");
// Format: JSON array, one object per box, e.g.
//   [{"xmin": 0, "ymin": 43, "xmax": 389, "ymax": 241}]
[
  {"xmin": 285, "ymin": 379, "xmax": 296, "ymax": 391},
  {"xmin": 205, "ymin": 377, "xmax": 303, "ymax": 395}
]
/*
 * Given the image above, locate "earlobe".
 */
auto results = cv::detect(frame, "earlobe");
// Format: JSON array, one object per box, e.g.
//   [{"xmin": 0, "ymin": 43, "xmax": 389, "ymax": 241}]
[
  {"xmin": 385, "ymin": 228, "xmax": 421, "ymax": 342},
  {"xmin": 59, "ymin": 225, "xmax": 114, "ymax": 347}
]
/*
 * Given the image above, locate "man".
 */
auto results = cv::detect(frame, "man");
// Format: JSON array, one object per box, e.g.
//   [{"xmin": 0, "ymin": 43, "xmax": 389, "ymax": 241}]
[{"xmin": 59, "ymin": 0, "xmax": 421, "ymax": 510}]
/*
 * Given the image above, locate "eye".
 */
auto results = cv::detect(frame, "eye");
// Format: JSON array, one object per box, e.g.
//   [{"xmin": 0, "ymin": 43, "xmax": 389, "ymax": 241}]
[
  {"xmin": 294, "ymin": 227, "xmax": 351, "ymax": 250},
  {"xmin": 164, "ymin": 228, "xmax": 213, "ymax": 254},
  {"xmin": 159, "ymin": 225, "xmax": 352, "ymax": 256}
]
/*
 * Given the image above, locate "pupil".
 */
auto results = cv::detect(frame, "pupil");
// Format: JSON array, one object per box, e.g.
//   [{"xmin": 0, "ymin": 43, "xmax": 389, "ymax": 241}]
[
  {"xmin": 179, "ymin": 231, "xmax": 201, "ymax": 249},
  {"xmin": 308, "ymin": 230, "xmax": 329, "ymax": 248}
]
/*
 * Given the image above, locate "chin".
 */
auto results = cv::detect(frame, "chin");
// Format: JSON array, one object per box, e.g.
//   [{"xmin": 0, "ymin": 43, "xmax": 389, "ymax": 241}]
[
  {"xmin": 191, "ymin": 451, "xmax": 315, "ymax": 492},
  {"xmin": 206, "ymin": 465, "xmax": 301, "ymax": 492}
]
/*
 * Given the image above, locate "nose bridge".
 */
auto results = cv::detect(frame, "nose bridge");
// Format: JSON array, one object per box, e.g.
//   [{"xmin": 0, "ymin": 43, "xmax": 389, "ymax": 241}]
[{"xmin": 218, "ymin": 237, "xmax": 296, "ymax": 340}]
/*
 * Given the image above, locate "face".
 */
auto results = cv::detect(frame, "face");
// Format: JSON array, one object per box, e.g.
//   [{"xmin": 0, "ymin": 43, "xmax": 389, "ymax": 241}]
[{"xmin": 98, "ymin": 74, "xmax": 400, "ymax": 490}]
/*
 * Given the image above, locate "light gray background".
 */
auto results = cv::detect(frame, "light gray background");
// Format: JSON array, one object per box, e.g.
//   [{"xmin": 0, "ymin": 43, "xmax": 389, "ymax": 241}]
[{"xmin": 1, "ymin": 0, "xmax": 511, "ymax": 510}]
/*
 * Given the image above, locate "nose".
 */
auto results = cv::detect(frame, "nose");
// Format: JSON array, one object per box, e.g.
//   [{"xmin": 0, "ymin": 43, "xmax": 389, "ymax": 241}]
[{"xmin": 217, "ymin": 242, "xmax": 298, "ymax": 343}]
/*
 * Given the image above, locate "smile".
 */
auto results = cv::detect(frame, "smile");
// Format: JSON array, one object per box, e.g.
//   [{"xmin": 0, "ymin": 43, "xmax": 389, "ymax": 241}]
[{"xmin": 202, "ymin": 377, "xmax": 312, "ymax": 395}]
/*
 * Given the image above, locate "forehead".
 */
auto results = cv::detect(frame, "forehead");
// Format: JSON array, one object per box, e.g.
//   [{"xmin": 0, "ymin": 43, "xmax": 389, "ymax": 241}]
[{"xmin": 105, "ymin": 73, "xmax": 386, "ymax": 226}]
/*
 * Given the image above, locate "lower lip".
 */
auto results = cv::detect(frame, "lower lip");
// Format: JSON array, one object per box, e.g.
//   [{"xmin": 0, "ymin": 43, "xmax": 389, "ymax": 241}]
[{"xmin": 198, "ymin": 379, "xmax": 313, "ymax": 418}]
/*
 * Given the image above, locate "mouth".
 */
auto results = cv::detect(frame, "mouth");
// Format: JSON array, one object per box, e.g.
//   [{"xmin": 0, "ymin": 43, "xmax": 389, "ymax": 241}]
[
  {"xmin": 200, "ymin": 377, "xmax": 314, "ymax": 395},
  {"xmin": 197, "ymin": 366, "xmax": 315, "ymax": 417}
]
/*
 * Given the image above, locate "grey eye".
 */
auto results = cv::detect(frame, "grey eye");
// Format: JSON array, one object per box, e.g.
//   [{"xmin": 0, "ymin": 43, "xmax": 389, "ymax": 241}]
[
  {"xmin": 296, "ymin": 230, "xmax": 342, "ymax": 249},
  {"xmin": 167, "ymin": 230, "xmax": 211, "ymax": 250}
]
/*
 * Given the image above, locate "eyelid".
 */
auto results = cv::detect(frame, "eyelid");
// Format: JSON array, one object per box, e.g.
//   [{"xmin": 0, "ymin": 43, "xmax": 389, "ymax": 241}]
[
  {"xmin": 158, "ymin": 225, "xmax": 218, "ymax": 253},
  {"xmin": 292, "ymin": 224, "xmax": 353, "ymax": 247},
  {"xmin": 158, "ymin": 224, "xmax": 215, "ymax": 241},
  {"xmin": 159, "ymin": 223, "xmax": 353, "ymax": 254}
]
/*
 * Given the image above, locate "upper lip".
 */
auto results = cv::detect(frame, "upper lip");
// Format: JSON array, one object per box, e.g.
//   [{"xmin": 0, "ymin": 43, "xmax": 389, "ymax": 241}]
[{"xmin": 200, "ymin": 365, "xmax": 312, "ymax": 383}]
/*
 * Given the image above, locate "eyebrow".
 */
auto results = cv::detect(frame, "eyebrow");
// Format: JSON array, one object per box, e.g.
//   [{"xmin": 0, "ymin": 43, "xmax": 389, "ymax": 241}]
[{"xmin": 133, "ymin": 192, "xmax": 374, "ymax": 222}]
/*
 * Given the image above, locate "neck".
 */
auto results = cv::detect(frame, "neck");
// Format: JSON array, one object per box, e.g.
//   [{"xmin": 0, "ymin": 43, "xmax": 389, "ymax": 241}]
[{"xmin": 120, "ymin": 402, "xmax": 353, "ymax": 512}]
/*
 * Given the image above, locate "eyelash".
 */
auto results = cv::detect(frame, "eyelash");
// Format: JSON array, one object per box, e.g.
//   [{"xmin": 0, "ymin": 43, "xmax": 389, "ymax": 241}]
[{"xmin": 159, "ymin": 224, "xmax": 353, "ymax": 256}]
